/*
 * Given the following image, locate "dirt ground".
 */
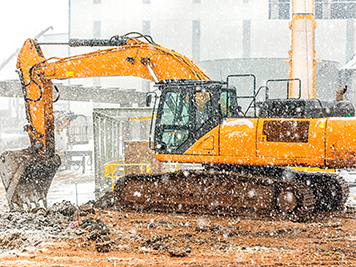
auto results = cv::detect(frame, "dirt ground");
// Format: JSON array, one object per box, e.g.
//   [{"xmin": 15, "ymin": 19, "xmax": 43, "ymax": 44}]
[
  {"xmin": 1, "ymin": 206, "xmax": 356, "ymax": 266},
  {"xmin": 1, "ymin": 169, "xmax": 356, "ymax": 266}
]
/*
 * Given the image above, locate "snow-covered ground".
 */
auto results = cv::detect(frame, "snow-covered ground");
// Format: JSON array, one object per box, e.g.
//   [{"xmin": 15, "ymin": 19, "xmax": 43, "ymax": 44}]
[
  {"xmin": 338, "ymin": 170, "xmax": 356, "ymax": 206},
  {"xmin": 0, "ymin": 168, "xmax": 95, "ymax": 211},
  {"xmin": 47, "ymin": 138, "xmax": 96, "ymax": 206},
  {"xmin": 47, "ymin": 169, "xmax": 95, "ymax": 207}
]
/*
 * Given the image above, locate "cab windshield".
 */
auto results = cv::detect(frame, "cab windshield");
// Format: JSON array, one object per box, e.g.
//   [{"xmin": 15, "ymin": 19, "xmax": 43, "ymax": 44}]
[
  {"xmin": 159, "ymin": 91, "xmax": 190, "ymax": 150},
  {"xmin": 155, "ymin": 83, "xmax": 220, "ymax": 153}
]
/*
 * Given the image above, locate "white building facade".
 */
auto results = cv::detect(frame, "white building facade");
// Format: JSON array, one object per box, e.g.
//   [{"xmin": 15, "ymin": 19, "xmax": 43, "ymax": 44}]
[{"xmin": 67, "ymin": 0, "xmax": 355, "ymax": 90}]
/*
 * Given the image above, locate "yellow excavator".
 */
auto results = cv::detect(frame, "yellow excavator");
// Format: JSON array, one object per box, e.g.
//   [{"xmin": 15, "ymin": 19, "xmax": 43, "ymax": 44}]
[
  {"xmin": 0, "ymin": 1, "xmax": 354, "ymax": 221},
  {"xmin": 0, "ymin": 32, "xmax": 209, "ymax": 210}
]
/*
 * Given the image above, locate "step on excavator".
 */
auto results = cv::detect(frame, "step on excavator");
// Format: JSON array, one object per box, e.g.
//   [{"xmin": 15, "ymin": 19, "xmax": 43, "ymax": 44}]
[{"xmin": 0, "ymin": 1, "xmax": 353, "ymax": 220}]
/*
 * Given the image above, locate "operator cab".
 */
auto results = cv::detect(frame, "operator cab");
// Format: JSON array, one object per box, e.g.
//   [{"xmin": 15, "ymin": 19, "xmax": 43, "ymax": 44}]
[
  {"xmin": 151, "ymin": 78, "xmax": 254, "ymax": 155},
  {"xmin": 153, "ymin": 80, "xmax": 228, "ymax": 154}
]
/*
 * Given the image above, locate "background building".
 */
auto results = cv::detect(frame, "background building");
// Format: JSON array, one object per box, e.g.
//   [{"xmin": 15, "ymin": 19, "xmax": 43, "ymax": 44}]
[
  {"xmin": 1, "ymin": 0, "xmax": 356, "ymax": 153},
  {"xmin": 65, "ymin": 0, "xmax": 355, "ymax": 97}
]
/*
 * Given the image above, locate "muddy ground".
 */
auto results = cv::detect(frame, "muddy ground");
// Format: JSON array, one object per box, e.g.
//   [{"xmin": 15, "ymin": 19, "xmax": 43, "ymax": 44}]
[
  {"xmin": 0, "ymin": 202, "xmax": 356, "ymax": 266},
  {"xmin": 1, "ymin": 171, "xmax": 356, "ymax": 266},
  {"xmin": 0, "ymin": 209, "xmax": 356, "ymax": 267}
]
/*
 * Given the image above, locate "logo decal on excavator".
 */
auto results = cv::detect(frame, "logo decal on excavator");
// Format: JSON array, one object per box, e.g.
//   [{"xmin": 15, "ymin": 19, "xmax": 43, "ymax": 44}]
[{"xmin": 65, "ymin": 71, "xmax": 74, "ymax": 77}]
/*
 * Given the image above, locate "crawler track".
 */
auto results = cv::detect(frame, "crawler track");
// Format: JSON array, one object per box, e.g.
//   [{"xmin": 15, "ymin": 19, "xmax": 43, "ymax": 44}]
[
  {"xmin": 226, "ymin": 165, "xmax": 350, "ymax": 213},
  {"xmin": 294, "ymin": 171, "xmax": 350, "ymax": 212},
  {"xmin": 114, "ymin": 170, "xmax": 315, "ymax": 221}
]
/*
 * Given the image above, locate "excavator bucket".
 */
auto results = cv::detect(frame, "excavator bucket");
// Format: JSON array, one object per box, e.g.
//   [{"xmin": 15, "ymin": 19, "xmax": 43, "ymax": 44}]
[{"xmin": 0, "ymin": 149, "xmax": 61, "ymax": 210}]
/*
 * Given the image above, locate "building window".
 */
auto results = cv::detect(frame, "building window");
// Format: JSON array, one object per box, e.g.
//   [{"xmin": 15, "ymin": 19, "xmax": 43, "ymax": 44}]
[
  {"xmin": 269, "ymin": 0, "xmax": 290, "ymax": 20},
  {"xmin": 93, "ymin": 77, "xmax": 101, "ymax": 86},
  {"xmin": 93, "ymin": 21, "xmax": 101, "ymax": 85},
  {"xmin": 346, "ymin": 19, "xmax": 355, "ymax": 62},
  {"xmin": 142, "ymin": 21, "xmax": 150, "ymax": 35},
  {"xmin": 93, "ymin": 21, "xmax": 101, "ymax": 38},
  {"xmin": 269, "ymin": 0, "xmax": 356, "ymax": 20},
  {"xmin": 315, "ymin": 0, "xmax": 326, "ymax": 19},
  {"xmin": 243, "ymin": 20, "xmax": 251, "ymax": 58},
  {"xmin": 315, "ymin": 0, "xmax": 356, "ymax": 19},
  {"xmin": 93, "ymin": 0, "xmax": 101, "ymax": 4},
  {"xmin": 192, "ymin": 20, "xmax": 200, "ymax": 62},
  {"xmin": 143, "ymin": 0, "xmax": 150, "ymax": 3},
  {"xmin": 331, "ymin": 0, "xmax": 356, "ymax": 19}
]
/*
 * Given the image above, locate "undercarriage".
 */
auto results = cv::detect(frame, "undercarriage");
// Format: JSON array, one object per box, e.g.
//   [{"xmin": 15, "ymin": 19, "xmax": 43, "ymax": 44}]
[{"xmin": 113, "ymin": 166, "xmax": 349, "ymax": 221}]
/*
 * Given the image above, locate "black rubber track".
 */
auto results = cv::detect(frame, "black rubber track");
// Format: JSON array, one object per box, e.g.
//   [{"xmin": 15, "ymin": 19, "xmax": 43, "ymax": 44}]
[
  {"xmin": 114, "ymin": 170, "xmax": 315, "ymax": 222},
  {"xmin": 217, "ymin": 165, "xmax": 350, "ymax": 213}
]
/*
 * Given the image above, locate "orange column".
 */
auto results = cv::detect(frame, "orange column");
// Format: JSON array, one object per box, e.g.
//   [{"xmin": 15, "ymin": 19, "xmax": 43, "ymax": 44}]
[{"xmin": 288, "ymin": 0, "xmax": 317, "ymax": 99}]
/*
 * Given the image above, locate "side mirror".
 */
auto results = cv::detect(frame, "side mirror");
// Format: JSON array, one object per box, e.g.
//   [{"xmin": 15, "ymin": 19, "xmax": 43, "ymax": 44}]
[{"xmin": 146, "ymin": 94, "xmax": 152, "ymax": 107}]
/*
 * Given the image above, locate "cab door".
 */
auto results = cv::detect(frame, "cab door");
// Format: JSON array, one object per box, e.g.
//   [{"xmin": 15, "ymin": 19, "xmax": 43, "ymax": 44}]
[{"xmin": 256, "ymin": 118, "xmax": 325, "ymax": 161}]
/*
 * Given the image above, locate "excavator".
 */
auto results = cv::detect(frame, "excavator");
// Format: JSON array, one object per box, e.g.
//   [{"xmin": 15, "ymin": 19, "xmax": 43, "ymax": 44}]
[{"xmin": 0, "ymin": 0, "xmax": 353, "ymax": 221}]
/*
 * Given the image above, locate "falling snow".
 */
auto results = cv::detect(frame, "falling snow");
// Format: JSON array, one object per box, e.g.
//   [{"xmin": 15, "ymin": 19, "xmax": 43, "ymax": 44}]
[{"xmin": 0, "ymin": 0, "xmax": 356, "ymax": 266}]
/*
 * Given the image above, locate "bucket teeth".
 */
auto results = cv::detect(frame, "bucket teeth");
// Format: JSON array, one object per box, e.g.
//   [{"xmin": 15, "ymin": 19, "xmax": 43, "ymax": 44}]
[{"xmin": 0, "ymin": 149, "xmax": 61, "ymax": 210}]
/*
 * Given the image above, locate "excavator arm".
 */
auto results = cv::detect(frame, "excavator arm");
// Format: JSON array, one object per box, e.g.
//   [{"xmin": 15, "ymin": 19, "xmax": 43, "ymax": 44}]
[
  {"xmin": 19, "ymin": 34, "xmax": 209, "ymax": 155},
  {"xmin": 0, "ymin": 33, "xmax": 209, "ymax": 210}
]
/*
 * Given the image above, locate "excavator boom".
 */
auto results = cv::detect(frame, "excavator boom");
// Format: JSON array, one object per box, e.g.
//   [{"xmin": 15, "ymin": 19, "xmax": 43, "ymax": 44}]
[{"xmin": 34, "ymin": 35, "xmax": 209, "ymax": 81}]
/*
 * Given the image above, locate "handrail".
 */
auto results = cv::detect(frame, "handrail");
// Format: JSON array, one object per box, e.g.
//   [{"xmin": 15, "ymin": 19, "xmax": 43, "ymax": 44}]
[
  {"xmin": 104, "ymin": 160, "xmax": 150, "ymax": 191},
  {"xmin": 266, "ymin": 78, "xmax": 302, "ymax": 99},
  {"xmin": 226, "ymin": 74, "xmax": 257, "ymax": 117}
]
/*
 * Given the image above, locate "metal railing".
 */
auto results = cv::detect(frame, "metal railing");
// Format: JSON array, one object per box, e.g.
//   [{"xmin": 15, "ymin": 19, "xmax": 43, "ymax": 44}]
[{"xmin": 104, "ymin": 160, "xmax": 150, "ymax": 191}]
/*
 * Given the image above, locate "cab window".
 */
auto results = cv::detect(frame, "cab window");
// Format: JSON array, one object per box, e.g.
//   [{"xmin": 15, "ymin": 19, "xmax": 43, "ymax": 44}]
[{"xmin": 194, "ymin": 92, "xmax": 211, "ymax": 130}]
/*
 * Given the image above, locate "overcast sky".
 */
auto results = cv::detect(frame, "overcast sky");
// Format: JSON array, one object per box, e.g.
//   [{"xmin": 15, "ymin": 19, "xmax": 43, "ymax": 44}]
[{"xmin": 0, "ymin": 0, "xmax": 68, "ymax": 64}]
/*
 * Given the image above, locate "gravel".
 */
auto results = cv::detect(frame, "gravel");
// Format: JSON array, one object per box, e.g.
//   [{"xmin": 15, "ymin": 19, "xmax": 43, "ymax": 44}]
[{"xmin": 0, "ymin": 200, "xmax": 112, "ymax": 253}]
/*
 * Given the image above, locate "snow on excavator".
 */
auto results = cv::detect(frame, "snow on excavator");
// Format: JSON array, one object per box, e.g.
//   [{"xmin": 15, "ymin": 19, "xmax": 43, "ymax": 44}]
[{"xmin": 0, "ymin": 1, "xmax": 353, "ymax": 220}]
